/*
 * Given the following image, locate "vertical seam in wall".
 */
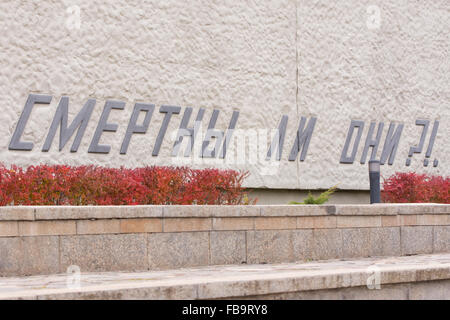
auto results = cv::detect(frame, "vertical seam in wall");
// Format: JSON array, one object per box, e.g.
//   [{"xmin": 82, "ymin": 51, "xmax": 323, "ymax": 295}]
[
  {"xmin": 406, "ymin": 283, "xmax": 410, "ymax": 300},
  {"xmin": 18, "ymin": 236, "xmax": 24, "ymax": 275},
  {"xmin": 399, "ymin": 224, "xmax": 403, "ymax": 256},
  {"xmin": 245, "ymin": 230, "xmax": 248, "ymax": 263},
  {"xmin": 312, "ymin": 228, "xmax": 317, "ymax": 261},
  {"xmin": 208, "ymin": 231, "xmax": 211, "ymax": 265},
  {"xmin": 145, "ymin": 232, "xmax": 149, "ymax": 270},
  {"xmin": 431, "ymin": 225, "xmax": 435, "ymax": 253},
  {"xmin": 58, "ymin": 235, "xmax": 61, "ymax": 273},
  {"xmin": 161, "ymin": 208, "xmax": 165, "ymax": 232},
  {"xmin": 147, "ymin": 233, "xmax": 151, "ymax": 270},
  {"xmin": 295, "ymin": 0, "xmax": 299, "ymax": 116},
  {"xmin": 295, "ymin": 0, "xmax": 300, "ymax": 183}
]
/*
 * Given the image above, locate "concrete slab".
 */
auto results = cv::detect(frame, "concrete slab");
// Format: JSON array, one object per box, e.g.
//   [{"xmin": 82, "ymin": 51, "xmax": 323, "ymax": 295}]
[{"xmin": 0, "ymin": 253, "xmax": 449, "ymax": 300}]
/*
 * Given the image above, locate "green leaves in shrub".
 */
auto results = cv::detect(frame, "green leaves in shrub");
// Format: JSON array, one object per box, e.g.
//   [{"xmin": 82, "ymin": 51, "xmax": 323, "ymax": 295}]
[{"xmin": 289, "ymin": 185, "xmax": 338, "ymax": 205}]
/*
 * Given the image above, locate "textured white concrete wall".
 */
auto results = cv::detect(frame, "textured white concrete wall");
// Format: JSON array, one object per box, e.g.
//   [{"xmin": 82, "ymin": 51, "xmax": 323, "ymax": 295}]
[{"xmin": 0, "ymin": 0, "xmax": 448, "ymax": 190}]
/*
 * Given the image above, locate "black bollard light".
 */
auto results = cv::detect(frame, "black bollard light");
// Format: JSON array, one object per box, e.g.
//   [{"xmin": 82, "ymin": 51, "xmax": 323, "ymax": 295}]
[{"xmin": 368, "ymin": 160, "xmax": 381, "ymax": 204}]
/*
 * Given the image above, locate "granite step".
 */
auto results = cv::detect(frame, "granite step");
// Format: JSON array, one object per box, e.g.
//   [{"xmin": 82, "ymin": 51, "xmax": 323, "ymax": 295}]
[{"xmin": 1, "ymin": 253, "xmax": 449, "ymax": 300}]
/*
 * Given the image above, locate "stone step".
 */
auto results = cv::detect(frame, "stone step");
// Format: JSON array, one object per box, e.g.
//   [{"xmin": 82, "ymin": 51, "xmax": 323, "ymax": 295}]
[{"xmin": 1, "ymin": 253, "xmax": 449, "ymax": 300}]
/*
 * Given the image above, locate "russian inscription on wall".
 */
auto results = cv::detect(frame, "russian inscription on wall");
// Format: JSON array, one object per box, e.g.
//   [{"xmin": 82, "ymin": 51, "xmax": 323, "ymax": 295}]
[{"xmin": 8, "ymin": 94, "xmax": 442, "ymax": 168}]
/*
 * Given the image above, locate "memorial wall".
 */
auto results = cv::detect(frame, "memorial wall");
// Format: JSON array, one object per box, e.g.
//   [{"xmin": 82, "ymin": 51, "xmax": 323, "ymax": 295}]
[{"xmin": 0, "ymin": 1, "xmax": 448, "ymax": 193}]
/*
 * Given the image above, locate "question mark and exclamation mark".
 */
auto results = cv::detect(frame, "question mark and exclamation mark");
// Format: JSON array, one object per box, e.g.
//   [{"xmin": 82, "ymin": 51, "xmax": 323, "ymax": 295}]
[
  {"xmin": 424, "ymin": 121, "xmax": 439, "ymax": 167},
  {"xmin": 406, "ymin": 120, "xmax": 439, "ymax": 167}
]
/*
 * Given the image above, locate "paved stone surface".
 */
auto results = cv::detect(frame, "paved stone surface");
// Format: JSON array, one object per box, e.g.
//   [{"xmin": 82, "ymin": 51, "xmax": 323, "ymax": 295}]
[
  {"xmin": 0, "ymin": 253, "xmax": 449, "ymax": 300},
  {"xmin": 210, "ymin": 231, "xmax": 247, "ymax": 265},
  {"xmin": 368, "ymin": 227, "xmax": 401, "ymax": 257},
  {"xmin": 401, "ymin": 226, "xmax": 434, "ymax": 255},
  {"xmin": 147, "ymin": 232, "xmax": 210, "ymax": 269},
  {"xmin": 0, "ymin": 236, "xmax": 60, "ymax": 276},
  {"xmin": 434, "ymin": 226, "xmax": 450, "ymax": 253},
  {"xmin": 60, "ymin": 234, "xmax": 148, "ymax": 273},
  {"xmin": 246, "ymin": 230, "xmax": 295, "ymax": 264},
  {"xmin": 311, "ymin": 229, "xmax": 343, "ymax": 260}
]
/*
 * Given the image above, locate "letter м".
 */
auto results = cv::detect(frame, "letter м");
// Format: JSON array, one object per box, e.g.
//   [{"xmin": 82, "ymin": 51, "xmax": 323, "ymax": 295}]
[
  {"xmin": 288, "ymin": 116, "xmax": 317, "ymax": 161},
  {"xmin": 42, "ymin": 96, "xmax": 95, "ymax": 152}
]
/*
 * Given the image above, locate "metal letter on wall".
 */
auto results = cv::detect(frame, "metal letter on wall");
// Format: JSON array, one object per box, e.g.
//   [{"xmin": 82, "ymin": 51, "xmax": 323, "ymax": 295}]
[
  {"xmin": 340, "ymin": 120, "xmax": 365, "ymax": 164},
  {"xmin": 42, "ymin": 96, "xmax": 95, "ymax": 152},
  {"xmin": 288, "ymin": 117, "xmax": 317, "ymax": 161},
  {"xmin": 380, "ymin": 122, "xmax": 404, "ymax": 165},
  {"xmin": 9, "ymin": 94, "xmax": 52, "ymax": 151},
  {"xmin": 152, "ymin": 105, "xmax": 181, "ymax": 156},
  {"xmin": 201, "ymin": 110, "xmax": 222, "ymax": 158},
  {"xmin": 424, "ymin": 120, "xmax": 439, "ymax": 167},
  {"xmin": 360, "ymin": 122, "xmax": 384, "ymax": 164},
  {"xmin": 171, "ymin": 107, "xmax": 205, "ymax": 157},
  {"xmin": 200, "ymin": 110, "xmax": 240, "ymax": 159},
  {"xmin": 218, "ymin": 111, "xmax": 239, "ymax": 159},
  {"xmin": 266, "ymin": 115, "xmax": 288, "ymax": 161},
  {"xmin": 120, "ymin": 103, "xmax": 155, "ymax": 154},
  {"xmin": 88, "ymin": 100, "xmax": 125, "ymax": 154},
  {"xmin": 405, "ymin": 119, "xmax": 429, "ymax": 166}
]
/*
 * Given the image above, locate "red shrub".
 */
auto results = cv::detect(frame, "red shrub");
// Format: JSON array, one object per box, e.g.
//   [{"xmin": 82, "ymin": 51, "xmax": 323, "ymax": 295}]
[
  {"xmin": 0, "ymin": 165, "xmax": 12, "ymax": 206},
  {"xmin": 0, "ymin": 164, "xmax": 252, "ymax": 206},
  {"xmin": 382, "ymin": 172, "xmax": 450, "ymax": 203}
]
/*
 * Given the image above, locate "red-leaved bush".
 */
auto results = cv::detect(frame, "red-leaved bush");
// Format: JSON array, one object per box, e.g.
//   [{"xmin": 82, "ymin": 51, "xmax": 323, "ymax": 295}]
[
  {"xmin": 382, "ymin": 172, "xmax": 450, "ymax": 203},
  {"xmin": 0, "ymin": 164, "xmax": 254, "ymax": 206}
]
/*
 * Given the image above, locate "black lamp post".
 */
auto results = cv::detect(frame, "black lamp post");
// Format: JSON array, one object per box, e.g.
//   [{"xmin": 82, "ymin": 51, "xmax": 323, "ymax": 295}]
[{"xmin": 369, "ymin": 160, "xmax": 381, "ymax": 204}]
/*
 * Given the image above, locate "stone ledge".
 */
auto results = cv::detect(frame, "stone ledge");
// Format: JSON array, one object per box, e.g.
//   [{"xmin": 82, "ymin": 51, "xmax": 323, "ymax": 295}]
[
  {"xmin": 333, "ymin": 204, "xmax": 450, "ymax": 216},
  {"xmin": 0, "ymin": 204, "xmax": 449, "ymax": 222},
  {"xmin": 1, "ymin": 214, "xmax": 449, "ymax": 237},
  {"xmin": 1, "ymin": 253, "xmax": 449, "ymax": 300},
  {"xmin": 0, "ymin": 226, "xmax": 448, "ymax": 276}
]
